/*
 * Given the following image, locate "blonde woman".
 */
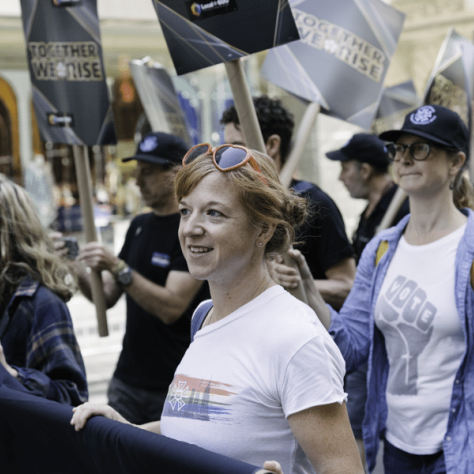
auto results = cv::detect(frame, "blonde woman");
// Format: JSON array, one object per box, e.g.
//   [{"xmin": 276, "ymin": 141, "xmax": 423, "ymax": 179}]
[
  {"xmin": 0, "ymin": 178, "xmax": 87, "ymax": 405},
  {"xmin": 274, "ymin": 105, "xmax": 474, "ymax": 474}
]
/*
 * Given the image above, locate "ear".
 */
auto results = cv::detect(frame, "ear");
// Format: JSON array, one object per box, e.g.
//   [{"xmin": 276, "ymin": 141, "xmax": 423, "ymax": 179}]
[
  {"xmin": 257, "ymin": 222, "xmax": 277, "ymax": 247},
  {"xmin": 265, "ymin": 134, "xmax": 281, "ymax": 160},
  {"xmin": 450, "ymin": 151, "xmax": 466, "ymax": 176},
  {"xmin": 359, "ymin": 162, "xmax": 372, "ymax": 180}
]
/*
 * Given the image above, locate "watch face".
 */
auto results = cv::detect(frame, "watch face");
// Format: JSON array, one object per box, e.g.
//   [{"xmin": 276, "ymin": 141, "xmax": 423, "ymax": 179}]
[{"xmin": 117, "ymin": 267, "xmax": 133, "ymax": 286}]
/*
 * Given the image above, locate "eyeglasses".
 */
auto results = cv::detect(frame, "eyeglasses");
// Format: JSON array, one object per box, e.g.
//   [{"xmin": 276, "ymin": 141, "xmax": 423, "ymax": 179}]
[
  {"xmin": 386, "ymin": 142, "xmax": 432, "ymax": 162},
  {"xmin": 182, "ymin": 143, "xmax": 267, "ymax": 184}
]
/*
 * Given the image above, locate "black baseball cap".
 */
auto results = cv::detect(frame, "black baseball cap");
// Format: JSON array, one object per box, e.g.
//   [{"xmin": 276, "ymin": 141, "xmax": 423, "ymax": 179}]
[
  {"xmin": 379, "ymin": 105, "xmax": 469, "ymax": 155},
  {"xmin": 326, "ymin": 133, "xmax": 390, "ymax": 167},
  {"xmin": 122, "ymin": 132, "xmax": 188, "ymax": 165}
]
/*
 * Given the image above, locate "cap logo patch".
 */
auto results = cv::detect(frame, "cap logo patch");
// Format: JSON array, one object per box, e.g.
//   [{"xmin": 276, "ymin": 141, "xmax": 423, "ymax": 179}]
[
  {"xmin": 410, "ymin": 105, "xmax": 437, "ymax": 125},
  {"xmin": 140, "ymin": 136, "xmax": 159, "ymax": 152}
]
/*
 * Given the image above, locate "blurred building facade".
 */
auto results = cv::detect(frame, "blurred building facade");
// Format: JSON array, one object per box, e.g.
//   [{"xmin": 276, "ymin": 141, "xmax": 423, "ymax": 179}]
[{"xmin": 0, "ymin": 0, "xmax": 473, "ymax": 233}]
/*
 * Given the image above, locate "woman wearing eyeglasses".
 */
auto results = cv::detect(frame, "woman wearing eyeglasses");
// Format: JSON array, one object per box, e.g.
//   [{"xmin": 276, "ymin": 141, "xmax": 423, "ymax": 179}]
[
  {"xmin": 278, "ymin": 104, "xmax": 474, "ymax": 474},
  {"xmin": 72, "ymin": 144, "xmax": 364, "ymax": 474}
]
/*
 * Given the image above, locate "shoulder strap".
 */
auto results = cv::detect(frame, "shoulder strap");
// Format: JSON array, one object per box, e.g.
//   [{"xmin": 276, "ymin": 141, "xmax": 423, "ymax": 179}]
[
  {"xmin": 375, "ymin": 240, "xmax": 389, "ymax": 267},
  {"xmin": 191, "ymin": 301, "xmax": 214, "ymax": 342}
]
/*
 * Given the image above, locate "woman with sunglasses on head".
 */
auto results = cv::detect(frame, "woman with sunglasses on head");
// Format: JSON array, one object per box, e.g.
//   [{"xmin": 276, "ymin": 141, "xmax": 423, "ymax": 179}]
[
  {"xmin": 72, "ymin": 144, "xmax": 364, "ymax": 474},
  {"xmin": 277, "ymin": 104, "xmax": 474, "ymax": 474}
]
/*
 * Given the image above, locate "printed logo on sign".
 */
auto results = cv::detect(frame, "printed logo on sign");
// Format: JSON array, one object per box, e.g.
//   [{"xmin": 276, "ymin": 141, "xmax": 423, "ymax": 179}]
[
  {"xmin": 185, "ymin": 0, "xmax": 237, "ymax": 21},
  {"xmin": 140, "ymin": 135, "xmax": 159, "ymax": 152},
  {"xmin": 410, "ymin": 105, "xmax": 437, "ymax": 125},
  {"xmin": 292, "ymin": 9, "xmax": 386, "ymax": 83},
  {"xmin": 51, "ymin": 0, "xmax": 82, "ymax": 6},
  {"xmin": 47, "ymin": 113, "xmax": 74, "ymax": 128},
  {"xmin": 151, "ymin": 252, "xmax": 171, "ymax": 268},
  {"xmin": 190, "ymin": 3, "xmax": 202, "ymax": 16},
  {"xmin": 28, "ymin": 42, "xmax": 103, "ymax": 82}
]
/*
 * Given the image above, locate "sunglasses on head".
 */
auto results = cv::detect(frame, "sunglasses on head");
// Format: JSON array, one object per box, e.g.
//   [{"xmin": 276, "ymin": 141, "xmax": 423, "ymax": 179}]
[{"xmin": 182, "ymin": 143, "xmax": 268, "ymax": 184}]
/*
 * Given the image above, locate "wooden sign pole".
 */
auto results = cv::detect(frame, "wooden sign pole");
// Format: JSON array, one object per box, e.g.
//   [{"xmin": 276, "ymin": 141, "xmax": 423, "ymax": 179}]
[
  {"xmin": 224, "ymin": 59, "xmax": 307, "ymax": 304},
  {"xmin": 376, "ymin": 186, "xmax": 407, "ymax": 234},
  {"xmin": 72, "ymin": 145, "xmax": 109, "ymax": 337},
  {"xmin": 280, "ymin": 102, "xmax": 320, "ymax": 188},
  {"xmin": 224, "ymin": 60, "xmax": 267, "ymax": 152}
]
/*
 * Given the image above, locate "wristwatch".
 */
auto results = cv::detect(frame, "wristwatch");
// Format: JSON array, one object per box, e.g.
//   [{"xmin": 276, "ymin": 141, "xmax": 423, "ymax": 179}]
[{"xmin": 113, "ymin": 259, "xmax": 133, "ymax": 287}]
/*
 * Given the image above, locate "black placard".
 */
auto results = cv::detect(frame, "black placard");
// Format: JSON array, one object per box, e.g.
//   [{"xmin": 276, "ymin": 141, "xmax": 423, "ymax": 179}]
[{"xmin": 20, "ymin": 0, "xmax": 116, "ymax": 145}]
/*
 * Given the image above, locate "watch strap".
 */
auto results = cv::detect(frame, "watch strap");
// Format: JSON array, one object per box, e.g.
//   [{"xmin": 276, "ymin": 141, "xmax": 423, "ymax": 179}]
[{"xmin": 112, "ymin": 259, "xmax": 128, "ymax": 280}]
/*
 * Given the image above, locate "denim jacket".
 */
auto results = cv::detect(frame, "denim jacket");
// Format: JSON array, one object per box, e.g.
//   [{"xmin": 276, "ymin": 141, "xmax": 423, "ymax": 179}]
[
  {"xmin": 329, "ymin": 208, "xmax": 474, "ymax": 474},
  {"xmin": 1, "ymin": 276, "xmax": 88, "ymax": 406}
]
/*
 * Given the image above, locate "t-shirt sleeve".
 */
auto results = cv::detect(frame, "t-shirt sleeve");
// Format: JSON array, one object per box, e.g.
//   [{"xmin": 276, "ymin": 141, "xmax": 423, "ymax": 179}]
[
  {"xmin": 311, "ymin": 191, "xmax": 355, "ymax": 271},
  {"xmin": 280, "ymin": 335, "xmax": 347, "ymax": 418},
  {"xmin": 297, "ymin": 186, "xmax": 355, "ymax": 278}
]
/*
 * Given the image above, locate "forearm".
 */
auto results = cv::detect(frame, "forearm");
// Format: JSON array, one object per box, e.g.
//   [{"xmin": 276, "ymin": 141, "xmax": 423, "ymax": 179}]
[
  {"xmin": 314, "ymin": 278, "xmax": 351, "ymax": 311},
  {"xmin": 139, "ymin": 420, "xmax": 161, "ymax": 434},
  {"xmin": 74, "ymin": 261, "xmax": 122, "ymax": 309},
  {"xmin": 303, "ymin": 280, "xmax": 332, "ymax": 329},
  {"xmin": 123, "ymin": 272, "xmax": 189, "ymax": 325}
]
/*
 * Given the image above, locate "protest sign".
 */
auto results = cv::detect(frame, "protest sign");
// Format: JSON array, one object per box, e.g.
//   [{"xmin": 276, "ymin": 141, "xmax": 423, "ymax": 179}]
[
  {"xmin": 20, "ymin": 0, "xmax": 114, "ymax": 336},
  {"xmin": 149, "ymin": 1, "xmax": 306, "ymax": 301},
  {"xmin": 129, "ymin": 58, "xmax": 192, "ymax": 145},
  {"xmin": 20, "ymin": 0, "xmax": 116, "ymax": 146},
  {"xmin": 422, "ymin": 28, "xmax": 474, "ymax": 179},
  {"xmin": 150, "ymin": 0, "xmax": 299, "ymax": 75},
  {"xmin": 261, "ymin": 0, "xmax": 405, "ymax": 129},
  {"xmin": 423, "ymin": 28, "xmax": 473, "ymax": 129},
  {"xmin": 372, "ymin": 80, "xmax": 419, "ymax": 135}
]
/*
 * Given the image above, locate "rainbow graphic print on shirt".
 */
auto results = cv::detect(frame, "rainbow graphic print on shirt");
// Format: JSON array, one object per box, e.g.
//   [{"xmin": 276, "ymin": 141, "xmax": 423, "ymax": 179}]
[{"xmin": 162, "ymin": 374, "xmax": 241, "ymax": 423}]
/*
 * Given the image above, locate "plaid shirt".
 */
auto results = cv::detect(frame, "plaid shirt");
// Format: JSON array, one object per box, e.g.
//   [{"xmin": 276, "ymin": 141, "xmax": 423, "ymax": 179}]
[{"xmin": 1, "ymin": 276, "xmax": 87, "ymax": 406}]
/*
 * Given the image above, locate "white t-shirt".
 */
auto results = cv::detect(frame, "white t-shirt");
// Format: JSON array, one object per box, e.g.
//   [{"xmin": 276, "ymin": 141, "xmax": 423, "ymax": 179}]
[
  {"xmin": 375, "ymin": 225, "xmax": 466, "ymax": 454},
  {"xmin": 160, "ymin": 286, "xmax": 347, "ymax": 474}
]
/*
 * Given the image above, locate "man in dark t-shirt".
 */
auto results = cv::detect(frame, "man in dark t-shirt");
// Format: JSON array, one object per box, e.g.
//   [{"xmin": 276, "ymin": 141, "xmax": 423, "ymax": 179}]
[
  {"xmin": 221, "ymin": 96, "xmax": 356, "ymax": 309},
  {"xmin": 75, "ymin": 132, "xmax": 208, "ymax": 424}
]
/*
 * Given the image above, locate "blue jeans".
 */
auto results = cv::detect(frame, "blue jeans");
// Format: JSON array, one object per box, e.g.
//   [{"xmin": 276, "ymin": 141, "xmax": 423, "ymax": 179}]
[{"xmin": 384, "ymin": 439, "xmax": 446, "ymax": 474}]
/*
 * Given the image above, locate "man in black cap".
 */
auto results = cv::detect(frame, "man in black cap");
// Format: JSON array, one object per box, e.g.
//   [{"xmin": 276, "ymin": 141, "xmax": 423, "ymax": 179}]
[
  {"xmin": 326, "ymin": 132, "xmax": 409, "ymax": 469},
  {"xmin": 75, "ymin": 132, "xmax": 208, "ymax": 424},
  {"xmin": 326, "ymin": 132, "xmax": 410, "ymax": 261}
]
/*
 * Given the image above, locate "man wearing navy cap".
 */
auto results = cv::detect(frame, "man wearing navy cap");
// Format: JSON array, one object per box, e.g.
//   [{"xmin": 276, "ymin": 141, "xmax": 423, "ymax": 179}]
[
  {"xmin": 75, "ymin": 132, "xmax": 208, "ymax": 424},
  {"xmin": 326, "ymin": 132, "xmax": 409, "ymax": 469},
  {"xmin": 327, "ymin": 133, "xmax": 410, "ymax": 261}
]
